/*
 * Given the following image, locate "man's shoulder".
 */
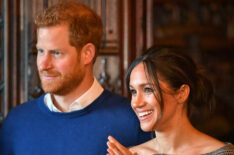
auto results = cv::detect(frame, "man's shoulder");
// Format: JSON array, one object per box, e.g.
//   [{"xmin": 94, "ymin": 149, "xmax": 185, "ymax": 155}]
[
  {"xmin": 94, "ymin": 90, "xmax": 135, "ymax": 117},
  {"xmin": 100, "ymin": 90, "xmax": 130, "ymax": 104},
  {"xmin": 1, "ymin": 95, "xmax": 45, "ymax": 132},
  {"xmin": 14, "ymin": 94, "xmax": 44, "ymax": 109},
  {"xmin": 96, "ymin": 90, "xmax": 132, "ymax": 110},
  {"xmin": 5, "ymin": 95, "xmax": 45, "ymax": 119}
]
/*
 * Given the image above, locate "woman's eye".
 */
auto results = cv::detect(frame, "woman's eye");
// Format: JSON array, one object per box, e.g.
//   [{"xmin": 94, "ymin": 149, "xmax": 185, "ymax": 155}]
[
  {"xmin": 145, "ymin": 87, "xmax": 154, "ymax": 94},
  {"xmin": 129, "ymin": 89, "xmax": 137, "ymax": 95}
]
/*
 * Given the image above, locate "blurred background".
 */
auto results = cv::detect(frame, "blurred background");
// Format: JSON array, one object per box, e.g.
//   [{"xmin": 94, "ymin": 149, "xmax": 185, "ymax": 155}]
[{"xmin": 0, "ymin": 0, "xmax": 233, "ymax": 143}]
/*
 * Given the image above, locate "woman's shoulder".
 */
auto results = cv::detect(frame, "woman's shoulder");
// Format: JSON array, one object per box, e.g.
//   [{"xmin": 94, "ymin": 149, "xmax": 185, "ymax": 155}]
[
  {"xmin": 193, "ymin": 134, "xmax": 233, "ymax": 155},
  {"xmin": 202, "ymin": 143, "xmax": 234, "ymax": 155},
  {"xmin": 193, "ymin": 133, "xmax": 228, "ymax": 154}
]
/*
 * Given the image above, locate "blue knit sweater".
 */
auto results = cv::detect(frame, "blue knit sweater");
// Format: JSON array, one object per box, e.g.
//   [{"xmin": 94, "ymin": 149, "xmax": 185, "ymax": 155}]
[{"xmin": 0, "ymin": 90, "xmax": 151, "ymax": 155}]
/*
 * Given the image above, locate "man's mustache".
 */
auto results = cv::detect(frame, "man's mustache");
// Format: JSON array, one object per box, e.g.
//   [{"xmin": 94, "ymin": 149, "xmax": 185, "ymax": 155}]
[{"xmin": 39, "ymin": 70, "xmax": 61, "ymax": 76}]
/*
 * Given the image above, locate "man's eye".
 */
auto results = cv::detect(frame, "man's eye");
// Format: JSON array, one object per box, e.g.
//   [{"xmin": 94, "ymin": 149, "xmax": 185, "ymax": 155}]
[
  {"xmin": 54, "ymin": 51, "xmax": 61, "ymax": 55},
  {"xmin": 37, "ymin": 49, "xmax": 44, "ymax": 54},
  {"xmin": 37, "ymin": 49, "xmax": 44, "ymax": 55}
]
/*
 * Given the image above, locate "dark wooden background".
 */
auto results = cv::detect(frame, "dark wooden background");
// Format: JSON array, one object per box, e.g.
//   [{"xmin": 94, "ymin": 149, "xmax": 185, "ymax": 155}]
[{"xmin": 0, "ymin": 0, "xmax": 233, "ymax": 143}]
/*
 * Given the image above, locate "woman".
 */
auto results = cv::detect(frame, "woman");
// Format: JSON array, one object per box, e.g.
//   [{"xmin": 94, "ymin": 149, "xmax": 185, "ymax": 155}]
[{"xmin": 107, "ymin": 47, "xmax": 234, "ymax": 155}]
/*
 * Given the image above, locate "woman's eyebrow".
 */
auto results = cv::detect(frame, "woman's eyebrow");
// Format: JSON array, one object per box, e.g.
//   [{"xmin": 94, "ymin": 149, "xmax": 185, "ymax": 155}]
[{"xmin": 129, "ymin": 83, "xmax": 154, "ymax": 88}]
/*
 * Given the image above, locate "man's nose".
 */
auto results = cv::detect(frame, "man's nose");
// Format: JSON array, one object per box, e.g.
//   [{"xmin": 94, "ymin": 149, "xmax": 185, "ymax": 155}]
[{"xmin": 37, "ymin": 52, "xmax": 53, "ymax": 71}]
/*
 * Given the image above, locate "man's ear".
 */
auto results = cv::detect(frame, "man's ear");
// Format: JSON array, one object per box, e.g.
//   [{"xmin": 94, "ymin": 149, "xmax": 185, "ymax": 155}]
[
  {"xmin": 81, "ymin": 43, "xmax": 96, "ymax": 65},
  {"xmin": 176, "ymin": 84, "xmax": 190, "ymax": 104}
]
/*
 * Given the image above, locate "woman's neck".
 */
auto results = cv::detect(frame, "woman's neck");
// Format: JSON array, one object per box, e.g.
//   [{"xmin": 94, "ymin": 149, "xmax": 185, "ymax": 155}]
[{"xmin": 154, "ymin": 116, "xmax": 201, "ymax": 154}]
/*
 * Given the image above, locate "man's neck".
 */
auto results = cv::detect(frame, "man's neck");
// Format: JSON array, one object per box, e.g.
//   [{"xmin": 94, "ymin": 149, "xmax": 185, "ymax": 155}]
[{"xmin": 52, "ymin": 76, "xmax": 94, "ymax": 112}]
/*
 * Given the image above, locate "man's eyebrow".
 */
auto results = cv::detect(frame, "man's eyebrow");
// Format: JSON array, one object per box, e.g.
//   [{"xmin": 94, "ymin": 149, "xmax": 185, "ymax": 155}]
[
  {"xmin": 35, "ymin": 47, "xmax": 61, "ymax": 52},
  {"xmin": 36, "ymin": 45, "xmax": 41, "ymax": 49}
]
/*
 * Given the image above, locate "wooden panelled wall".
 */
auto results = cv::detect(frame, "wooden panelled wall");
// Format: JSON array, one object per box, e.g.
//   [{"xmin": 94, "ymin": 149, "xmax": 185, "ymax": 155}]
[
  {"xmin": 0, "ymin": 0, "xmax": 153, "ymax": 118},
  {"xmin": 0, "ymin": 0, "xmax": 233, "ymax": 143},
  {"xmin": 153, "ymin": 0, "xmax": 234, "ymax": 143}
]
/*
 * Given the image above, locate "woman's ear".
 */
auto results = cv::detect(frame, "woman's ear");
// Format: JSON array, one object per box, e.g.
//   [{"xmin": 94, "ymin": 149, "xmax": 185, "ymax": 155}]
[
  {"xmin": 176, "ymin": 84, "xmax": 190, "ymax": 104},
  {"xmin": 81, "ymin": 43, "xmax": 95, "ymax": 65}
]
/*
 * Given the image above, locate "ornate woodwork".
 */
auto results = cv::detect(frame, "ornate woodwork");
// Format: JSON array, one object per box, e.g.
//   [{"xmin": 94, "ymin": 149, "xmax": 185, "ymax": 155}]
[{"xmin": 0, "ymin": 0, "xmax": 233, "ymax": 143}]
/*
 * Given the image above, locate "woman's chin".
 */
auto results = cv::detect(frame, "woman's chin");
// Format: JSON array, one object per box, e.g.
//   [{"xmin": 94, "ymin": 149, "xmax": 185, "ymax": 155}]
[{"xmin": 140, "ymin": 124, "xmax": 155, "ymax": 132}]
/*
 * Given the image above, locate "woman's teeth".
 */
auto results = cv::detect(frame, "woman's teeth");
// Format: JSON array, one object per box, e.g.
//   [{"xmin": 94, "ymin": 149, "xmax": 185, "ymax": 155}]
[{"xmin": 138, "ymin": 111, "xmax": 153, "ymax": 117}]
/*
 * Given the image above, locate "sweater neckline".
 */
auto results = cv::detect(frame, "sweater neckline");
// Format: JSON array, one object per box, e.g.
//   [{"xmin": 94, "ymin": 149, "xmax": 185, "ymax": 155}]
[
  {"xmin": 152, "ymin": 143, "xmax": 233, "ymax": 155},
  {"xmin": 202, "ymin": 143, "xmax": 233, "ymax": 155},
  {"xmin": 37, "ymin": 90, "xmax": 111, "ymax": 119}
]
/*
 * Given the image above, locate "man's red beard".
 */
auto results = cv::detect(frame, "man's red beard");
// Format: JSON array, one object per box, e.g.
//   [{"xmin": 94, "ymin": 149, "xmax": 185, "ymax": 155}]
[{"xmin": 39, "ymin": 68, "xmax": 85, "ymax": 95}]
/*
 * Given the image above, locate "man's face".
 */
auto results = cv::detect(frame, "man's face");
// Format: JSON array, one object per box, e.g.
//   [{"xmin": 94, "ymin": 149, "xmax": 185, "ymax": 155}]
[{"xmin": 36, "ymin": 24, "xmax": 85, "ymax": 95}]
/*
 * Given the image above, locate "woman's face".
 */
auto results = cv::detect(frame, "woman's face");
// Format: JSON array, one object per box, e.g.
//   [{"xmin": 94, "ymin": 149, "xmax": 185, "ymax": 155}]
[{"xmin": 129, "ymin": 63, "xmax": 181, "ymax": 132}]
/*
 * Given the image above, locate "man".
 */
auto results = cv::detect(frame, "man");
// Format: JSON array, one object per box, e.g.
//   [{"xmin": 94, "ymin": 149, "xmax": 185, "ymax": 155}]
[{"xmin": 0, "ymin": 1, "xmax": 150, "ymax": 155}]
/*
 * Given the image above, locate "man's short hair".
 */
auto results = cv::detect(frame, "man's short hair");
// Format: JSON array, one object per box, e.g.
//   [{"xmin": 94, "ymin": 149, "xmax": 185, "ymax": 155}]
[{"xmin": 35, "ymin": 1, "xmax": 103, "ymax": 58}]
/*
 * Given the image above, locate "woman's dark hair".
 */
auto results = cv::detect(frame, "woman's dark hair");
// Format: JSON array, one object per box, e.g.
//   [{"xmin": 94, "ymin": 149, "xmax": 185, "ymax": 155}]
[{"xmin": 126, "ymin": 46, "xmax": 215, "ymax": 116}]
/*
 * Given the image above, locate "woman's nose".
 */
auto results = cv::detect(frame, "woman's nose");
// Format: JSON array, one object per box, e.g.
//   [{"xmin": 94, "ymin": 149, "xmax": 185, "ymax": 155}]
[{"xmin": 131, "ymin": 94, "xmax": 146, "ymax": 108}]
